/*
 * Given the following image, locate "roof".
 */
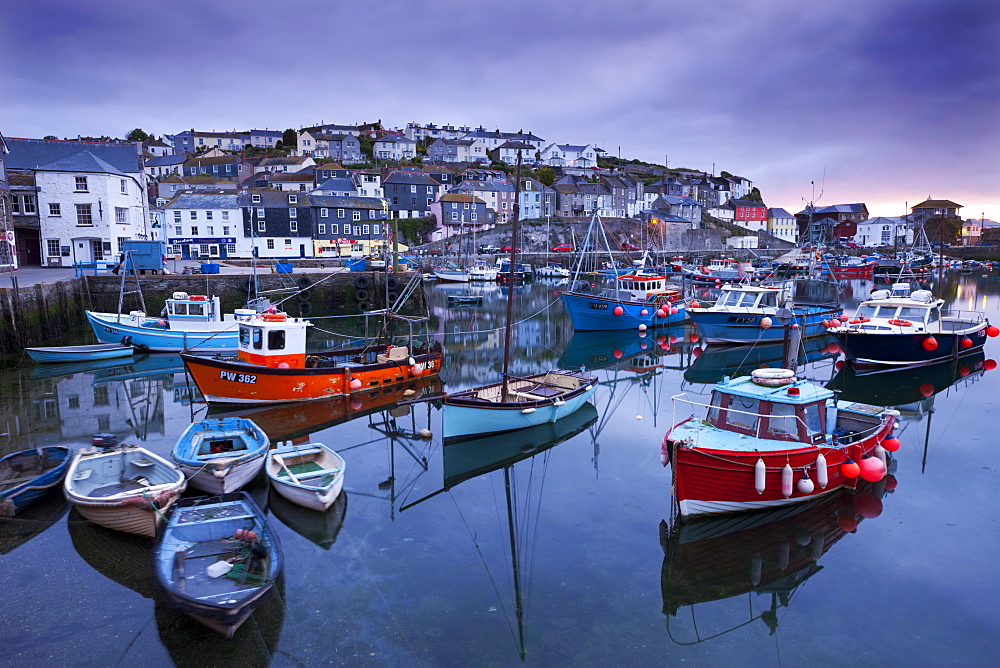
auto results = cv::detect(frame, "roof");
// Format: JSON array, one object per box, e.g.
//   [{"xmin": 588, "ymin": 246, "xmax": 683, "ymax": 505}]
[
  {"xmin": 184, "ymin": 155, "xmax": 240, "ymax": 166},
  {"xmin": 4, "ymin": 137, "xmax": 142, "ymax": 174},
  {"xmin": 912, "ymin": 198, "xmax": 962, "ymax": 210},
  {"xmin": 308, "ymin": 195, "xmax": 386, "ymax": 209},
  {"xmin": 239, "ymin": 190, "xmax": 313, "ymax": 207},
  {"xmin": 729, "ymin": 198, "xmax": 767, "ymax": 208},
  {"xmin": 383, "ymin": 171, "xmax": 439, "ymax": 186},
  {"xmin": 715, "ymin": 374, "xmax": 833, "ymax": 405},
  {"xmin": 440, "ymin": 193, "xmax": 486, "ymax": 204},
  {"xmin": 316, "ymin": 177, "xmax": 356, "ymax": 191},
  {"xmin": 145, "ymin": 155, "xmax": 187, "ymax": 167},
  {"xmin": 36, "ymin": 151, "xmax": 126, "ymax": 175},
  {"xmin": 260, "ymin": 157, "xmax": 310, "ymax": 165},
  {"xmin": 269, "ymin": 172, "xmax": 314, "ymax": 182},
  {"xmin": 374, "ymin": 134, "xmax": 416, "ymax": 145},
  {"xmin": 164, "ymin": 192, "xmax": 239, "ymax": 209},
  {"xmin": 768, "ymin": 207, "xmax": 793, "ymax": 218}
]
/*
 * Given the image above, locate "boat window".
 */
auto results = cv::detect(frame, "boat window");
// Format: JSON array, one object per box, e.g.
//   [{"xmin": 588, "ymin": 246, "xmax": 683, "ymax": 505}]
[
  {"xmin": 172, "ymin": 303, "xmax": 187, "ymax": 316},
  {"xmin": 737, "ymin": 292, "xmax": 758, "ymax": 308},
  {"xmin": 188, "ymin": 303, "xmax": 204, "ymax": 316},
  {"xmin": 759, "ymin": 292, "xmax": 777, "ymax": 308},
  {"xmin": 767, "ymin": 401, "xmax": 798, "ymax": 437},
  {"xmin": 858, "ymin": 304, "xmax": 878, "ymax": 319},
  {"xmin": 268, "ymin": 329, "xmax": 285, "ymax": 350},
  {"xmin": 898, "ymin": 307, "xmax": 926, "ymax": 321},
  {"xmin": 718, "ymin": 292, "xmax": 740, "ymax": 307},
  {"xmin": 252, "ymin": 327, "xmax": 263, "ymax": 350},
  {"xmin": 928, "ymin": 307, "xmax": 940, "ymax": 323},
  {"xmin": 802, "ymin": 402, "xmax": 823, "ymax": 436},
  {"xmin": 239, "ymin": 325, "xmax": 251, "ymax": 346},
  {"xmin": 707, "ymin": 392, "xmax": 724, "ymax": 424},
  {"xmin": 726, "ymin": 395, "xmax": 760, "ymax": 432}
]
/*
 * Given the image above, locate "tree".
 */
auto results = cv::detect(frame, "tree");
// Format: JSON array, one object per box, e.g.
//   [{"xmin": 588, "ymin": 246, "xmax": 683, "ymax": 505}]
[
  {"xmin": 126, "ymin": 128, "xmax": 149, "ymax": 142},
  {"xmin": 282, "ymin": 128, "xmax": 297, "ymax": 149},
  {"xmin": 536, "ymin": 167, "xmax": 555, "ymax": 186},
  {"xmin": 720, "ymin": 170, "xmax": 733, "ymax": 179},
  {"xmin": 43, "ymin": 135, "xmax": 58, "ymax": 140},
  {"xmin": 745, "ymin": 187, "xmax": 763, "ymax": 202},
  {"xmin": 358, "ymin": 135, "xmax": 374, "ymax": 160},
  {"xmin": 923, "ymin": 216, "xmax": 963, "ymax": 245}
]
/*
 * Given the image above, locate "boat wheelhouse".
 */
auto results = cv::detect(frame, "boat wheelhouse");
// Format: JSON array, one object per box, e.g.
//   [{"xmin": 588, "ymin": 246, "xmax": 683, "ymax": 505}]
[
  {"xmin": 662, "ymin": 370, "xmax": 897, "ymax": 519},
  {"xmin": 558, "ymin": 270, "xmax": 687, "ymax": 331},
  {"xmin": 829, "ymin": 283, "xmax": 995, "ymax": 366},
  {"xmin": 687, "ymin": 281, "xmax": 841, "ymax": 344}
]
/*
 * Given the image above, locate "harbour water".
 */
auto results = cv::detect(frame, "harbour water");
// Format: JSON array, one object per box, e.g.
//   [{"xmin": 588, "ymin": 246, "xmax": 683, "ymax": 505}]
[{"xmin": 2, "ymin": 271, "xmax": 1000, "ymax": 665}]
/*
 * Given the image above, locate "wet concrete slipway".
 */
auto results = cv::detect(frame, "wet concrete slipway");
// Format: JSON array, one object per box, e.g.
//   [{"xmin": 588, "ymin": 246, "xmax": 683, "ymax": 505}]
[{"xmin": 1, "ymin": 270, "xmax": 1000, "ymax": 666}]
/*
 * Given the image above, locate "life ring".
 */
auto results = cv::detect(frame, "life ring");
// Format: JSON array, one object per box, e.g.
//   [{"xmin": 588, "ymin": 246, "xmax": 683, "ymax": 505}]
[
  {"xmin": 190, "ymin": 294, "xmax": 208, "ymax": 301},
  {"xmin": 354, "ymin": 276, "xmax": 371, "ymax": 290},
  {"xmin": 888, "ymin": 319, "xmax": 911, "ymax": 327},
  {"xmin": 262, "ymin": 312, "xmax": 287, "ymax": 322},
  {"xmin": 751, "ymin": 368, "xmax": 796, "ymax": 386},
  {"xmin": 355, "ymin": 289, "xmax": 370, "ymax": 301},
  {"xmin": 297, "ymin": 301, "xmax": 312, "ymax": 316},
  {"xmin": 387, "ymin": 277, "xmax": 399, "ymax": 290}
]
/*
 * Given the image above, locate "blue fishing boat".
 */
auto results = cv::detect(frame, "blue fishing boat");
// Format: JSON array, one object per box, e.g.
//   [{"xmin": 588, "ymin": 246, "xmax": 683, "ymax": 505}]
[
  {"xmin": 684, "ymin": 334, "xmax": 838, "ymax": 385},
  {"xmin": 153, "ymin": 491, "xmax": 283, "ymax": 637},
  {"xmin": 828, "ymin": 283, "xmax": 996, "ymax": 366},
  {"xmin": 87, "ymin": 292, "xmax": 254, "ymax": 352},
  {"xmin": 26, "ymin": 343, "xmax": 134, "ymax": 364},
  {"xmin": 687, "ymin": 281, "xmax": 841, "ymax": 344},
  {"xmin": 0, "ymin": 446, "xmax": 72, "ymax": 517},
  {"xmin": 172, "ymin": 417, "xmax": 269, "ymax": 494},
  {"xmin": 558, "ymin": 270, "xmax": 688, "ymax": 331}
]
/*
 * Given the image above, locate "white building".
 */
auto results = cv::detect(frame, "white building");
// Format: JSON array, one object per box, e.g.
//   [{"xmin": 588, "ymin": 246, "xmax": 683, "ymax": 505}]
[{"xmin": 160, "ymin": 191, "xmax": 247, "ymax": 259}]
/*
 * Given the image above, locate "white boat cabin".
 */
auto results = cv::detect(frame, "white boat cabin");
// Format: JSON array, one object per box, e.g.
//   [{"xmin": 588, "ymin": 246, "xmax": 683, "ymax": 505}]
[
  {"xmin": 237, "ymin": 310, "xmax": 311, "ymax": 367},
  {"xmin": 606, "ymin": 272, "xmax": 679, "ymax": 303},
  {"xmin": 847, "ymin": 284, "xmax": 945, "ymax": 332},
  {"xmin": 706, "ymin": 284, "xmax": 789, "ymax": 311}
]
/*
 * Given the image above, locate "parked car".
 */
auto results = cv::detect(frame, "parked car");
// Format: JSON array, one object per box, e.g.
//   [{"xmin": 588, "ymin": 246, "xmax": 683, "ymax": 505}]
[
  {"xmin": 501, "ymin": 245, "xmax": 521, "ymax": 253},
  {"xmin": 551, "ymin": 244, "xmax": 574, "ymax": 252},
  {"xmin": 479, "ymin": 244, "xmax": 500, "ymax": 254},
  {"xmin": 620, "ymin": 242, "xmax": 639, "ymax": 251},
  {"xmin": 846, "ymin": 241, "xmax": 861, "ymax": 248}
]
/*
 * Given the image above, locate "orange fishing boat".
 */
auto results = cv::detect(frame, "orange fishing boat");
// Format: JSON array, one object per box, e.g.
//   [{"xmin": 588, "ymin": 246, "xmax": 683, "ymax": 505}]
[{"xmin": 181, "ymin": 309, "xmax": 443, "ymax": 404}]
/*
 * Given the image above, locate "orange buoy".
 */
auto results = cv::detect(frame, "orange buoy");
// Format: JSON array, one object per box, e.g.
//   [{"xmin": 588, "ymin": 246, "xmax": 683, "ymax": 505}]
[
  {"xmin": 882, "ymin": 437, "xmax": 901, "ymax": 452},
  {"xmin": 613, "ymin": 349, "xmax": 623, "ymax": 359},
  {"xmin": 960, "ymin": 337, "xmax": 973, "ymax": 348},
  {"xmin": 919, "ymin": 382, "xmax": 934, "ymax": 397},
  {"xmin": 613, "ymin": 306, "xmax": 624, "ymax": 315},
  {"xmin": 689, "ymin": 300, "xmax": 700, "ymax": 309},
  {"xmin": 692, "ymin": 346, "xmax": 703, "ymax": 357},
  {"xmin": 690, "ymin": 332, "xmax": 700, "ymax": 343},
  {"xmin": 842, "ymin": 458, "xmax": 860, "ymax": 478},
  {"xmin": 826, "ymin": 342, "xmax": 841, "ymax": 354},
  {"xmin": 859, "ymin": 455, "xmax": 886, "ymax": 482},
  {"xmin": 656, "ymin": 309, "xmax": 666, "ymax": 318},
  {"xmin": 985, "ymin": 359, "xmax": 998, "ymax": 371},
  {"xmin": 922, "ymin": 336, "xmax": 938, "ymax": 351},
  {"xmin": 349, "ymin": 378, "xmax": 362, "ymax": 391},
  {"xmin": 987, "ymin": 325, "xmax": 1000, "ymax": 337},
  {"xmin": 958, "ymin": 365, "xmax": 970, "ymax": 377},
  {"xmin": 761, "ymin": 317, "xmax": 773, "ymax": 329},
  {"xmin": 855, "ymin": 491, "xmax": 883, "ymax": 518}
]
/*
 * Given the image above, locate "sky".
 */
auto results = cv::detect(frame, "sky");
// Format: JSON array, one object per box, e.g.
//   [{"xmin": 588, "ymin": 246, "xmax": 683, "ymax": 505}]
[{"xmin": 2, "ymin": 0, "xmax": 998, "ymax": 220}]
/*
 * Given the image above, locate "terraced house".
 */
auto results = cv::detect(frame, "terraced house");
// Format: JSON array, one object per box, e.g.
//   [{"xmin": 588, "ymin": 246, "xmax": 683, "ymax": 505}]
[
  {"xmin": 239, "ymin": 189, "xmax": 314, "ymax": 259},
  {"xmin": 308, "ymin": 195, "xmax": 390, "ymax": 257}
]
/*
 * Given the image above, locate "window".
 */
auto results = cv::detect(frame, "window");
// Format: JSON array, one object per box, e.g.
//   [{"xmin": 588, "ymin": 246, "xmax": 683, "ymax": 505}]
[
  {"xmin": 362, "ymin": 225, "xmax": 370, "ymax": 235},
  {"xmin": 320, "ymin": 208, "xmax": 329, "ymax": 218},
  {"xmin": 369, "ymin": 210, "xmax": 376, "ymax": 219},
  {"xmin": 174, "ymin": 211, "xmax": 181, "ymax": 221},
  {"xmin": 426, "ymin": 197, "xmax": 432, "ymax": 206},
  {"xmin": 10, "ymin": 195, "xmax": 18, "ymax": 214},
  {"xmin": 410, "ymin": 185, "xmax": 416, "ymax": 193},
  {"xmin": 252, "ymin": 327, "xmax": 263, "ymax": 350},
  {"xmin": 451, "ymin": 212, "xmax": 459, "ymax": 221},
  {"xmin": 76, "ymin": 203, "xmax": 93, "ymax": 226},
  {"xmin": 266, "ymin": 239, "xmax": 275, "ymax": 249},
  {"xmin": 206, "ymin": 211, "xmax": 213, "ymax": 220},
  {"xmin": 22, "ymin": 196, "xmax": 36, "ymax": 214},
  {"xmin": 190, "ymin": 211, "xmax": 198, "ymax": 220},
  {"xmin": 226, "ymin": 243, "xmax": 237, "ymax": 255},
  {"xmin": 223, "ymin": 226, "xmax": 230, "ymax": 235},
  {"xmin": 256, "ymin": 208, "xmax": 265, "ymax": 218},
  {"xmin": 290, "ymin": 221, "xmax": 298, "ymax": 232},
  {"xmin": 284, "ymin": 239, "xmax": 292, "ymax": 246},
  {"xmin": 767, "ymin": 402, "xmax": 798, "ymax": 437},
  {"xmin": 68, "ymin": 395, "xmax": 80, "ymax": 410},
  {"xmin": 93, "ymin": 386, "xmax": 110, "ymax": 407},
  {"xmin": 222, "ymin": 211, "xmax": 229, "ymax": 220},
  {"xmin": 46, "ymin": 239, "xmax": 60, "ymax": 256},
  {"xmin": 288, "ymin": 194, "xmax": 297, "ymax": 204},
  {"xmin": 115, "ymin": 207, "xmax": 129, "ymax": 224},
  {"xmin": 392, "ymin": 197, "xmax": 399, "ymax": 205},
  {"xmin": 258, "ymin": 221, "xmax": 266, "ymax": 232},
  {"xmin": 48, "ymin": 203, "xmax": 61, "ymax": 216},
  {"xmin": 75, "ymin": 176, "xmax": 88, "ymax": 192},
  {"xmin": 206, "ymin": 226, "xmax": 214, "ymax": 235},
  {"xmin": 338, "ymin": 209, "xmax": 345, "ymax": 218},
  {"xmin": 725, "ymin": 395, "xmax": 759, "ymax": 432},
  {"xmin": 174, "ymin": 226, "xmax": 182, "ymax": 235},
  {"xmin": 97, "ymin": 415, "xmax": 110, "ymax": 431},
  {"xmin": 268, "ymin": 329, "xmax": 286, "ymax": 350},
  {"xmin": 191, "ymin": 226, "xmax": 199, "ymax": 235},
  {"xmin": 353, "ymin": 211, "xmax": 361, "ymax": 221},
  {"xmin": 330, "ymin": 224, "xmax": 339, "ymax": 235},
  {"xmin": 373, "ymin": 224, "xmax": 380, "ymax": 235},
  {"xmin": 464, "ymin": 202, "xmax": 470, "ymax": 209},
  {"xmin": 471, "ymin": 212, "xmax": 477, "ymax": 221},
  {"xmin": 120, "ymin": 179, "xmax": 128, "ymax": 194},
  {"xmin": 289, "ymin": 208, "xmax": 297, "ymax": 218},
  {"xmin": 318, "ymin": 224, "xmax": 327, "ymax": 234},
  {"xmin": 252, "ymin": 193, "xmax": 261, "ymax": 203}
]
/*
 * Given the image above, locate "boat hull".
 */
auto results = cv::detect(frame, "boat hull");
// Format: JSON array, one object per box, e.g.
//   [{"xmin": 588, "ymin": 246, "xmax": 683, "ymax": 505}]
[
  {"xmin": 828, "ymin": 262, "xmax": 875, "ymax": 278},
  {"xmin": 26, "ymin": 344, "xmax": 134, "ymax": 363},
  {"xmin": 181, "ymin": 350, "xmax": 443, "ymax": 404},
  {"xmin": 558, "ymin": 291, "xmax": 687, "ymax": 331},
  {"xmin": 433, "ymin": 269, "xmax": 471, "ymax": 283},
  {"xmin": 832, "ymin": 322, "xmax": 989, "ymax": 366},
  {"xmin": 442, "ymin": 371, "xmax": 598, "ymax": 441},
  {"xmin": 0, "ymin": 446, "xmax": 72, "ymax": 517},
  {"xmin": 178, "ymin": 458, "xmax": 266, "ymax": 495},
  {"xmin": 267, "ymin": 444, "xmax": 345, "ymax": 512},
  {"xmin": 688, "ymin": 306, "xmax": 839, "ymax": 344},
  {"xmin": 87, "ymin": 311, "xmax": 239, "ymax": 353}
]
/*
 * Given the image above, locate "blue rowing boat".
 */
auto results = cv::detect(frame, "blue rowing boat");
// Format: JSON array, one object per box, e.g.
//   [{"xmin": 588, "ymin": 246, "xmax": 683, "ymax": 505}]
[
  {"xmin": 26, "ymin": 343, "xmax": 133, "ymax": 364},
  {"xmin": 0, "ymin": 446, "xmax": 72, "ymax": 517}
]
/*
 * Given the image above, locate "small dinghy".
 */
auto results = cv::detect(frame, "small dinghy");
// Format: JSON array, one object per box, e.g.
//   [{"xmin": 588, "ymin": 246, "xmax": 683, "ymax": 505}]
[
  {"xmin": 0, "ymin": 446, "xmax": 72, "ymax": 517},
  {"xmin": 154, "ymin": 492, "xmax": 283, "ymax": 637},
  {"xmin": 26, "ymin": 343, "xmax": 134, "ymax": 364},
  {"xmin": 172, "ymin": 418, "xmax": 269, "ymax": 494},
  {"xmin": 266, "ymin": 443, "xmax": 345, "ymax": 511},
  {"xmin": 64, "ymin": 434, "xmax": 187, "ymax": 537}
]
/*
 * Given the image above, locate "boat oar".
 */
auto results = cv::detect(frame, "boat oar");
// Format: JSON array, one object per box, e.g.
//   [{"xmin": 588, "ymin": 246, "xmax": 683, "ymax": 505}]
[{"xmin": 273, "ymin": 454, "xmax": 301, "ymax": 484}]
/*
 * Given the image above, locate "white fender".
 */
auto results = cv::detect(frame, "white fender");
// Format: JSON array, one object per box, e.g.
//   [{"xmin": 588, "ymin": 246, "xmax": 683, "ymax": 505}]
[
  {"xmin": 777, "ymin": 540, "xmax": 790, "ymax": 571},
  {"xmin": 754, "ymin": 458, "xmax": 766, "ymax": 494},
  {"xmin": 781, "ymin": 463, "xmax": 793, "ymax": 498},
  {"xmin": 874, "ymin": 444, "xmax": 887, "ymax": 468},
  {"xmin": 751, "ymin": 553, "xmax": 762, "ymax": 587},
  {"xmin": 797, "ymin": 472, "xmax": 815, "ymax": 495},
  {"xmin": 816, "ymin": 453, "xmax": 828, "ymax": 488}
]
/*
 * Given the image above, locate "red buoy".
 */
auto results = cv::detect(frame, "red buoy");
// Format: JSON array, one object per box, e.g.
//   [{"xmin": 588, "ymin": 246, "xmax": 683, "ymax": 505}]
[
  {"xmin": 884, "ymin": 474, "xmax": 898, "ymax": 491},
  {"xmin": 613, "ymin": 349, "xmax": 623, "ymax": 359},
  {"xmin": 690, "ymin": 332, "xmax": 700, "ymax": 343},
  {"xmin": 960, "ymin": 337, "xmax": 973, "ymax": 349},
  {"xmin": 841, "ymin": 458, "xmax": 860, "ymax": 478},
  {"xmin": 922, "ymin": 336, "xmax": 938, "ymax": 351},
  {"xmin": 660, "ymin": 341, "xmax": 670, "ymax": 350},
  {"xmin": 640, "ymin": 342, "xmax": 648, "ymax": 350},
  {"xmin": 838, "ymin": 513, "xmax": 858, "ymax": 532},
  {"xmin": 640, "ymin": 308, "xmax": 649, "ymax": 316},
  {"xmin": 855, "ymin": 491, "xmax": 883, "ymax": 519},
  {"xmin": 882, "ymin": 437, "xmax": 901, "ymax": 452},
  {"xmin": 859, "ymin": 455, "xmax": 886, "ymax": 482},
  {"xmin": 987, "ymin": 325, "xmax": 1000, "ymax": 337},
  {"xmin": 613, "ymin": 306, "xmax": 624, "ymax": 316},
  {"xmin": 986, "ymin": 359, "xmax": 998, "ymax": 371},
  {"xmin": 689, "ymin": 300, "xmax": 700, "ymax": 309},
  {"xmin": 692, "ymin": 346, "xmax": 703, "ymax": 358},
  {"xmin": 958, "ymin": 365, "xmax": 970, "ymax": 377},
  {"xmin": 838, "ymin": 314, "xmax": 849, "ymax": 322},
  {"xmin": 835, "ymin": 360, "xmax": 845, "ymax": 370},
  {"xmin": 919, "ymin": 382, "xmax": 934, "ymax": 397},
  {"xmin": 826, "ymin": 342, "xmax": 841, "ymax": 354}
]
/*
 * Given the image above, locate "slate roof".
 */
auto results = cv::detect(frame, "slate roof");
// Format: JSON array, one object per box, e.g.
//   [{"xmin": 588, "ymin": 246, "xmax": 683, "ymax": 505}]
[
  {"xmin": 309, "ymin": 195, "xmax": 386, "ymax": 209},
  {"xmin": 316, "ymin": 177, "xmax": 356, "ymax": 192},
  {"xmin": 768, "ymin": 207, "xmax": 793, "ymax": 218},
  {"xmin": 440, "ymin": 193, "xmax": 485, "ymax": 204},
  {"xmin": 164, "ymin": 192, "xmax": 239, "ymax": 209},
  {"xmin": 239, "ymin": 190, "xmax": 314, "ymax": 207},
  {"xmin": 260, "ymin": 157, "xmax": 310, "ymax": 166},
  {"xmin": 184, "ymin": 155, "xmax": 240, "ymax": 167},
  {"xmin": 145, "ymin": 155, "xmax": 187, "ymax": 167},
  {"xmin": 912, "ymin": 198, "xmax": 962, "ymax": 209},
  {"xmin": 4, "ymin": 137, "xmax": 142, "ymax": 173},
  {"xmin": 270, "ymin": 172, "xmax": 314, "ymax": 182},
  {"xmin": 383, "ymin": 171, "xmax": 439, "ymax": 186},
  {"xmin": 729, "ymin": 198, "xmax": 767, "ymax": 208},
  {"xmin": 35, "ymin": 151, "xmax": 126, "ymax": 175}
]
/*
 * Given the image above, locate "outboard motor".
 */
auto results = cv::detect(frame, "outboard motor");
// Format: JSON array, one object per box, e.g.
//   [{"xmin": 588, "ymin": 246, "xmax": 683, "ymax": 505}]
[{"xmin": 92, "ymin": 433, "xmax": 119, "ymax": 451}]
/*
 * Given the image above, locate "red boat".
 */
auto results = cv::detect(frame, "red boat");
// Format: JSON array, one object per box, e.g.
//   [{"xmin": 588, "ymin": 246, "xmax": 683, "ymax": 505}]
[
  {"xmin": 826, "ymin": 258, "xmax": 876, "ymax": 279},
  {"xmin": 181, "ymin": 309, "xmax": 442, "ymax": 404},
  {"xmin": 661, "ymin": 369, "xmax": 897, "ymax": 519}
]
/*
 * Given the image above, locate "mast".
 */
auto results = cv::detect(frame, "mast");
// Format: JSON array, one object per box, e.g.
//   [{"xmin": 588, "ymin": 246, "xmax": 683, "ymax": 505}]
[
  {"xmin": 504, "ymin": 466, "xmax": 526, "ymax": 662},
  {"xmin": 501, "ymin": 153, "xmax": 524, "ymax": 394}
]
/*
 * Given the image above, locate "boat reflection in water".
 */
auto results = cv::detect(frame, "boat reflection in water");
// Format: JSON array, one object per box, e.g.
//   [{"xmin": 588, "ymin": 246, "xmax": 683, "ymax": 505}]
[
  {"xmin": 558, "ymin": 328, "xmax": 690, "ymax": 373},
  {"xmin": 684, "ymin": 334, "xmax": 838, "ymax": 386},
  {"xmin": 207, "ymin": 375, "xmax": 443, "ymax": 443},
  {"xmin": 269, "ymin": 487, "xmax": 348, "ymax": 550},
  {"xmin": 659, "ymin": 476, "xmax": 894, "ymax": 645},
  {"xmin": 0, "ymin": 493, "xmax": 68, "ymax": 555},
  {"xmin": 403, "ymin": 402, "xmax": 599, "ymax": 660}
]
